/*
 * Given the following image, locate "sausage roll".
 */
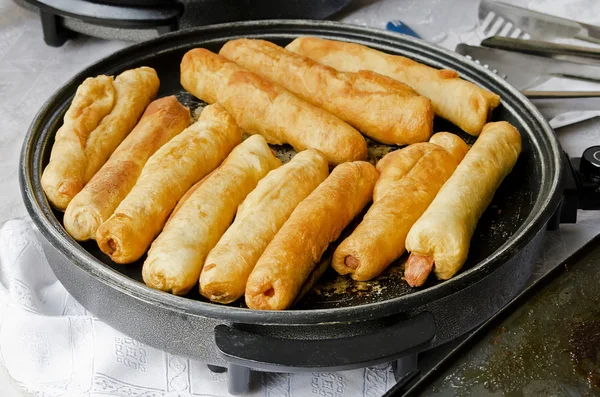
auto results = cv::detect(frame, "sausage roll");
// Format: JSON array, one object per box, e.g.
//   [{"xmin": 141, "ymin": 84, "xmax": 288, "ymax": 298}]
[
  {"xmin": 245, "ymin": 161, "xmax": 379, "ymax": 310},
  {"xmin": 373, "ymin": 132, "xmax": 468, "ymax": 201},
  {"xmin": 200, "ymin": 149, "xmax": 329, "ymax": 303},
  {"xmin": 42, "ymin": 67, "xmax": 159, "ymax": 210},
  {"xmin": 64, "ymin": 96, "xmax": 190, "ymax": 241},
  {"xmin": 428, "ymin": 132, "xmax": 470, "ymax": 165},
  {"xmin": 96, "ymin": 104, "xmax": 241, "ymax": 264},
  {"xmin": 286, "ymin": 37, "xmax": 501, "ymax": 136},
  {"xmin": 332, "ymin": 133, "xmax": 468, "ymax": 281},
  {"xmin": 180, "ymin": 48, "xmax": 367, "ymax": 165},
  {"xmin": 404, "ymin": 121, "xmax": 522, "ymax": 286},
  {"xmin": 219, "ymin": 39, "xmax": 434, "ymax": 145},
  {"xmin": 142, "ymin": 135, "xmax": 281, "ymax": 295}
]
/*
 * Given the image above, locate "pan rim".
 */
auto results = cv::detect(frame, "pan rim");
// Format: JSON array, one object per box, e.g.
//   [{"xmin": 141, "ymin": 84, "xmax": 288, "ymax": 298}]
[{"xmin": 20, "ymin": 19, "xmax": 564, "ymax": 325}]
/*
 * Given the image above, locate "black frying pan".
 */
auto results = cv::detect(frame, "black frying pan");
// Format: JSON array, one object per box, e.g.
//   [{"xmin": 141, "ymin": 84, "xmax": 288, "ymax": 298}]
[{"xmin": 20, "ymin": 20, "xmax": 564, "ymax": 383}]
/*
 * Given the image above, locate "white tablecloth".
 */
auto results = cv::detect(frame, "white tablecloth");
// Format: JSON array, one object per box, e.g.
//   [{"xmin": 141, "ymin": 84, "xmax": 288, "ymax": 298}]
[{"xmin": 1, "ymin": 0, "xmax": 599, "ymax": 396}]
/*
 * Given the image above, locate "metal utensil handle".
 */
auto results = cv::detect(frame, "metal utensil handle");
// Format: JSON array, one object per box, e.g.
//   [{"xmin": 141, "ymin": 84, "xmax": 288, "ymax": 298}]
[
  {"xmin": 524, "ymin": 91, "xmax": 600, "ymax": 98},
  {"xmin": 482, "ymin": 37, "xmax": 600, "ymax": 60},
  {"xmin": 576, "ymin": 22, "xmax": 600, "ymax": 45},
  {"xmin": 541, "ymin": 57, "xmax": 600, "ymax": 80},
  {"xmin": 455, "ymin": 43, "xmax": 600, "ymax": 78},
  {"xmin": 528, "ymin": 98, "xmax": 600, "ymax": 119},
  {"xmin": 215, "ymin": 311, "xmax": 436, "ymax": 372},
  {"xmin": 526, "ymin": 89, "xmax": 600, "ymax": 118}
]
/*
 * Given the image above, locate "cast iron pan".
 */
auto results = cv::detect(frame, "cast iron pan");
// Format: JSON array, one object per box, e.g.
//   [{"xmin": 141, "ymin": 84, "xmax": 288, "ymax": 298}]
[{"xmin": 20, "ymin": 20, "xmax": 563, "ymax": 325}]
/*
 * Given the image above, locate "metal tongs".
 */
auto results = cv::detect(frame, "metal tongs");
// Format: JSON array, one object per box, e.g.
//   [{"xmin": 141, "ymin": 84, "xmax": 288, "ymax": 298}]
[
  {"xmin": 470, "ymin": 1, "xmax": 600, "ymax": 126},
  {"xmin": 471, "ymin": 0, "xmax": 600, "ymax": 86},
  {"xmin": 456, "ymin": 44, "xmax": 600, "ymax": 89},
  {"xmin": 479, "ymin": 0, "xmax": 600, "ymax": 45},
  {"xmin": 454, "ymin": 43, "xmax": 600, "ymax": 126},
  {"xmin": 481, "ymin": 36, "xmax": 600, "ymax": 63}
]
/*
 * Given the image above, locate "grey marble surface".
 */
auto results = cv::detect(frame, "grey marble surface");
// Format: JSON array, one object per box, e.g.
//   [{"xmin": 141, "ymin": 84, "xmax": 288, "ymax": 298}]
[{"xmin": 0, "ymin": 0, "xmax": 599, "ymax": 395}]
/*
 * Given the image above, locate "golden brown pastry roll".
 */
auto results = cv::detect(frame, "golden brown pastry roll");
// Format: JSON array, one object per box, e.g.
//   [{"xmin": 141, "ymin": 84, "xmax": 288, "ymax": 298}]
[
  {"xmin": 373, "ymin": 144, "xmax": 434, "ymax": 202},
  {"xmin": 96, "ymin": 104, "xmax": 241, "ymax": 264},
  {"xmin": 63, "ymin": 96, "xmax": 190, "ymax": 241},
  {"xmin": 200, "ymin": 149, "xmax": 329, "ymax": 304},
  {"xmin": 245, "ymin": 161, "xmax": 379, "ymax": 310},
  {"xmin": 41, "ymin": 75, "xmax": 116, "ymax": 210},
  {"xmin": 332, "ymin": 134, "xmax": 469, "ymax": 281},
  {"xmin": 374, "ymin": 132, "xmax": 468, "ymax": 200},
  {"xmin": 428, "ymin": 132, "xmax": 470, "ymax": 165},
  {"xmin": 404, "ymin": 121, "xmax": 522, "ymax": 286},
  {"xmin": 219, "ymin": 39, "xmax": 434, "ymax": 145},
  {"xmin": 41, "ymin": 67, "xmax": 159, "ymax": 210},
  {"xmin": 180, "ymin": 48, "xmax": 367, "ymax": 165},
  {"xmin": 142, "ymin": 135, "xmax": 281, "ymax": 295},
  {"xmin": 286, "ymin": 37, "xmax": 501, "ymax": 136}
]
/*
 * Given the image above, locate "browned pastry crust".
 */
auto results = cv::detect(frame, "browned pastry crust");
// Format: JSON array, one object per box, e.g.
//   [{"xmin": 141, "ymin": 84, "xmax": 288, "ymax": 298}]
[
  {"xmin": 41, "ymin": 67, "xmax": 159, "ymax": 210},
  {"xmin": 286, "ymin": 37, "xmax": 501, "ymax": 136},
  {"xmin": 41, "ymin": 75, "xmax": 116, "ymax": 210},
  {"xmin": 219, "ymin": 39, "xmax": 434, "ymax": 145},
  {"xmin": 245, "ymin": 161, "xmax": 379, "ymax": 310},
  {"xmin": 405, "ymin": 121, "xmax": 522, "ymax": 286},
  {"xmin": 63, "ymin": 96, "xmax": 190, "ymax": 241},
  {"xmin": 180, "ymin": 48, "xmax": 368, "ymax": 165},
  {"xmin": 199, "ymin": 149, "xmax": 329, "ymax": 303},
  {"xmin": 332, "ymin": 133, "xmax": 468, "ymax": 281},
  {"xmin": 95, "ymin": 104, "xmax": 241, "ymax": 264},
  {"xmin": 142, "ymin": 135, "xmax": 281, "ymax": 295}
]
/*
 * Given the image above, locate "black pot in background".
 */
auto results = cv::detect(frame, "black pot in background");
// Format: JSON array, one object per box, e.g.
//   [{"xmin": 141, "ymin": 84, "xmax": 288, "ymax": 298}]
[
  {"xmin": 182, "ymin": 0, "xmax": 354, "ymax": 27},
  {"xmin": 13, "ymin": 0, "xmax": 354, "ymax": 45}
]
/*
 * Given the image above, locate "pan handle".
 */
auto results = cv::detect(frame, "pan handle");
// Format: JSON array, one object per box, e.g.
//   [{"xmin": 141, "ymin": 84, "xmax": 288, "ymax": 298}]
[{"xmin": 214, "ymin": 311, "xmax": 436, "ymax": 372}]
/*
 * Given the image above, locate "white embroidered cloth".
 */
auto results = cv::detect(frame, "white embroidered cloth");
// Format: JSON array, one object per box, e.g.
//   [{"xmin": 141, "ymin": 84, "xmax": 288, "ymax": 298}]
[
  {"xmin": 0, "ymin": 220, "xmax": 395, "ymax": 396},
  {"xmin": 2, "ymin": 217, "xmax": 600, "ymax": 397},
  {"xmin": 1, "ymin": 0, "xmax": 600, "ymax": 396}
]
